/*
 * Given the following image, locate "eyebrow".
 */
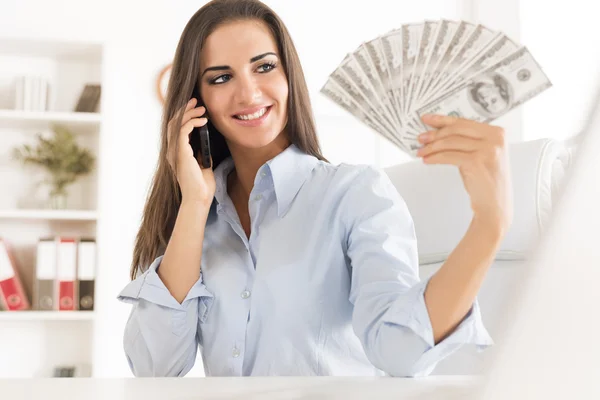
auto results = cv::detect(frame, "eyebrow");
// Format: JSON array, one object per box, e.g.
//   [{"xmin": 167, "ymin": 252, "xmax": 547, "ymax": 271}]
[{"xmin": 201, "ymin": 52, "xmax": 278, "ymax": 77}]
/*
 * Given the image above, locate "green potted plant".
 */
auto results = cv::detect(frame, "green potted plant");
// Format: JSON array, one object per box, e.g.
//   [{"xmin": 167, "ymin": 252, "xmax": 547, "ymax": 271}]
[{"xmin": 12, "ymin": 124, "xmax": 96, "ymax": 209}]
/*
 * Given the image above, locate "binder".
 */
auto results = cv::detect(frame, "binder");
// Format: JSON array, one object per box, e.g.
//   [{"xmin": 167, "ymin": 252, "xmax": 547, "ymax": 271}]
[
  {"xmin": 57, "ymin": 237, "xmax": 77, "ymax": 311},
  {"xmin": 77, "ymin": 238, "xmax": 96, "ymax": 311},
  {"xmin": 34, "ymin": 237, "xmax": 57, "ymax": 310},
  {"xmin": 0, "ymin": 238, "xmax": 30, "ymax": 311}
]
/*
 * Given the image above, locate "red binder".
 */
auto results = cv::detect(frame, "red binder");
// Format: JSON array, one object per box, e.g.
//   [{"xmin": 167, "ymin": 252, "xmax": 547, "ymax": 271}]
[
  {"xmin": 0, "ymin": 238, "xmax": 30, "ymax": 311},
  {"xmin": 57, "ymin": 237, "xmax": 77, "ymax": 311}
]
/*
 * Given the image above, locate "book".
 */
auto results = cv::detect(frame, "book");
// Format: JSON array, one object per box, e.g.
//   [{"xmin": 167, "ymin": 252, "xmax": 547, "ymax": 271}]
[{"xmin": 0, "ymin": 238, "xmax": 30, "ymax": 311}]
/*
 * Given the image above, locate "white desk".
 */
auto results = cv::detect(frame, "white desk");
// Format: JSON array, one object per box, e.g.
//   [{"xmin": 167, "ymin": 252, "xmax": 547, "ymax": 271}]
[{"xmin": 0, "ymin": 376, "xmax": 482, "ymax": 399}]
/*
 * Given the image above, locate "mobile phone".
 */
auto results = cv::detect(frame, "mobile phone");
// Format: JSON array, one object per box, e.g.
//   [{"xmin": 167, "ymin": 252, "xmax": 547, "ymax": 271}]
[
  {"xmin": 198, "ymin": 124, "xmax": 211, "ymax": 169},
  {"xmin": 189, "ymin": 90, "xmax": 212, "ymax": 168}
]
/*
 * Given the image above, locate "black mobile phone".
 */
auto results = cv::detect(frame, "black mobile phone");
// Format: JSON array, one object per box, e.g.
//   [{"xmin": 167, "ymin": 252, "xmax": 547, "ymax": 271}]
[
  {"xmin": 189, "ymin": 90, "xmax": 212, "ymax": 169},
  {"xmin": 198, "ymin": 124, "xmax": 211, "ymax": 169}
]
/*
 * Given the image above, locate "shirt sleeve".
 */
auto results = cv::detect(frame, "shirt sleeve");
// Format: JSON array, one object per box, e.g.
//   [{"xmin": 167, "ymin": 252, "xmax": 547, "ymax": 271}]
[
  {"xmin": 344, "ymin": 165, "xmax": 494, "ymax": 377},
  {"xmin": 117, "ymin": 255, "xmax": 214, "ymax": 377}
]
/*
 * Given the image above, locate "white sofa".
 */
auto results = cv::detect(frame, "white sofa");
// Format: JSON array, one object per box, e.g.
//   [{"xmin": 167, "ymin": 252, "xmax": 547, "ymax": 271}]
[{"xmin": 383, "ymin": 138, "xmax": 573, "ymax": 375}]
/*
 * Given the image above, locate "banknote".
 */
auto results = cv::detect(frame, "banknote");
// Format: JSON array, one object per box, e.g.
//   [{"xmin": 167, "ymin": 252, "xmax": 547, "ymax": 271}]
[
  {"xmin": 420, "ymin": 23, "xmax": 496, "ymax": 106},
  {"xmin": 412, "ymin": 19, "xmax": 460, "ymax": 105},
  {"xmin": 320, "ymin": 19, "xmax": 552, "ymax": 157},
  {"xmin": 320, "ymin": 78, "xmax": 417, "ymax": 153},
  {"xmin": 401, "ymin": 23, "xmax": 423, "ymax": 114},
  {"xmin": 404, "ymin": 20, "xmax": 437, "ymax": 113},
  {"xmin": 431, "ymin": 33, "xmax": 519, "ymax": 103},
  {"xmin": 417, "ymin": 21, "xmax": 474, "ymax": 106},
  {"xmin": 415, "ymin": 47, "xmax": 552, "ymax": 124},
  {"xmin": 378, "ymin": 29, "xmax": 404, "ymax": 115}
]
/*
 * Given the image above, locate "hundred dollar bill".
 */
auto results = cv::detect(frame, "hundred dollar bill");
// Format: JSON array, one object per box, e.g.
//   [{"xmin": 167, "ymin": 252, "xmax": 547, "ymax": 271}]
[
  {"xmin": 337, "ymin": 53, "xmax": 400, "ymax": 133},
  {"xmin": 413, "ymin": 19, "xmax": 460, "ymax": 105},
  {"xmin": 363, "ymin": 36, "xmax": 423, "ymax": 141},
  {"xmin": 428, "ymin": 24, "xmax": 498, "ymax": 100},
  {"xmin": 378, "ymin": 29, "xmax": 404, "ymax": 116},
  {"xmin": 415, "ymin": 47, "xmax": 552, "ymax": 125},
  {"xmin": 320, "ymin": 78, "xmax": 416, "ymax": 153},
  {"xmin": 430, "ymin": 33, "xmax": 519, "ymax": 104},
  {"xmin": 401, "ymin": 23, "xmax": 423, "ymax": 114},
  {"xmin": 419, "ymin": 22, "xmax": 481, "ymax": 105},
  {"xmin": 417, "ymin": 21, "xmax": 473, "ymax": 107},
  {"xmin": 350, "ymin": 46, "xmax": 404, "ymax": 132},
  {"xmin": 327, "ymin": 57, "xmax": 397, "ymax": 136},
  {"xmin": 405, "ymin": 20, "xmax": 437, "ymax": 113},
  {"xmin": 363, "ymin": 36, "xmax": 403, "ymax": 122}
]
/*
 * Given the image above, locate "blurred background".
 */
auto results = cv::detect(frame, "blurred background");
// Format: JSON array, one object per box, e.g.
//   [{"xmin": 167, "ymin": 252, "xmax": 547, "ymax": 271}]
[{"xmin": 0, "ymin": 0, "xmax": 597, "ymax": 378}]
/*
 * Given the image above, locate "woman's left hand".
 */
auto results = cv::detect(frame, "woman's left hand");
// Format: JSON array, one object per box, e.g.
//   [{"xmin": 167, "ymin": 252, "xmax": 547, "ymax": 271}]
[{"xmin": 416, "ymin": 113, "xmax": 513, "ymax": 232}]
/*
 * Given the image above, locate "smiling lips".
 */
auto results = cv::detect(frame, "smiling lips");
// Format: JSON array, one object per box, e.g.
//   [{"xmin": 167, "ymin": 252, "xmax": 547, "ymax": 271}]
[{"xmin": 232, "ymin": 105, "xmax": 272, "ymax": 126}]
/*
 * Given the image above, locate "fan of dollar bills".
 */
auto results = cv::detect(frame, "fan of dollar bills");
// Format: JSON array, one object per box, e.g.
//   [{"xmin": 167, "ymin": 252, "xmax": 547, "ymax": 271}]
[{"xmin": 320, "ymin": 19, "xmax": 552, "ymax": 156}]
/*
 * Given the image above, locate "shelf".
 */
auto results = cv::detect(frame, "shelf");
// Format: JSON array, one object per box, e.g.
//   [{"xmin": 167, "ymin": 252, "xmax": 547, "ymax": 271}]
[
  {"xmin": 0, "ymin": 311, "xmax": 95, "ymax": 322},
  {"xmin": 0, "ymin": 109, "xmax": 101, "ymax": 131},
  {"xmin": 0, "ymin": 209, "xmax": 98, "ymax": 221},
  {"xmin": 0, "ymin": 37, "xmax": 102, "ymax": 62}
]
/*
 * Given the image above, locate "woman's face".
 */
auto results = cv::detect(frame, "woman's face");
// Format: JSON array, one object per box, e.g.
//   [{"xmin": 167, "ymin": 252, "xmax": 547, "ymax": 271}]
[{"xmin": 199, "ymin": 20, "xmax": 289, "ymax": 151}]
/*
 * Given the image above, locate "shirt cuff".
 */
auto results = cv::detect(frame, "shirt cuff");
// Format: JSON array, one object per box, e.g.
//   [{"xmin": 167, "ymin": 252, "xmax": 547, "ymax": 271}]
[
  {"xmin": 382, "ymin": 277, "xmax": 494, "ymax": 371},
  {"xmin": 117, "ymin": 255, "xmax": 214, "ymax": 322}
]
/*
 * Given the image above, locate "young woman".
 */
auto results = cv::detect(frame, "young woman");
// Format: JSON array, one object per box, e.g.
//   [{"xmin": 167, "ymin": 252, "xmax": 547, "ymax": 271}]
[{"xmin": 118, "ymin": 0, "xmax": 512, "ymax": 377}]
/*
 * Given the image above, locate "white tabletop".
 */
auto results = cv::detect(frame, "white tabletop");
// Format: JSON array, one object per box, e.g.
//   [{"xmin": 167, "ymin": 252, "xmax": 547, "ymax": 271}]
[{"xmin": 0, "ymin": 376, "xmax": 482, "ymax": 400}]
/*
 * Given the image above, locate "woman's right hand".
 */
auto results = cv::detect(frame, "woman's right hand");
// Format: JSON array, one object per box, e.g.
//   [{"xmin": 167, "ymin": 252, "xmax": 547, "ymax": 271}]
[{"xmin": 167, "ymin": 97, "xmax": 216, "ymax": 207}]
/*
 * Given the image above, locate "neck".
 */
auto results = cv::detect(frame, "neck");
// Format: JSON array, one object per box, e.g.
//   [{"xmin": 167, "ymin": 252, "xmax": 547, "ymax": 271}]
[{"xmin": 227, "ymin": 135, "xmax": 290, "ymax": 200}]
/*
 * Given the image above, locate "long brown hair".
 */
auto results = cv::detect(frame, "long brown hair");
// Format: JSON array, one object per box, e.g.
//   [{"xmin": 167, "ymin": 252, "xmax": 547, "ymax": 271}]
[{"xmin": 130, "ymin": 0, "xmax": 328, "ymax": 279}]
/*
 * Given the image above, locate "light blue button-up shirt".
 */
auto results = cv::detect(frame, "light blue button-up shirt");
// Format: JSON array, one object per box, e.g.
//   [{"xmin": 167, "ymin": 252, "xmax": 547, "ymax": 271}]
[{"xmin": 118, "ymin": 143, "xmax": 492, "ymax": 377}]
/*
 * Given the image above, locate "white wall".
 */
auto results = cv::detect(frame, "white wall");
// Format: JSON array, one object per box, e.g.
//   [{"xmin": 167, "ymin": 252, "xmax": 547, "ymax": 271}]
[{"xmin": 519, "ymin": 0, "xmax": 600, "ymax": 142}]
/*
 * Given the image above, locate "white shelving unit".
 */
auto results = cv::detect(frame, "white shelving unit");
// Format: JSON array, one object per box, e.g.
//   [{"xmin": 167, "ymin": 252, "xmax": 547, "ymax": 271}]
[
  {"xmin": 0, "ymin": 209, "xmax": 98, "ymax": 221},
  {"xmin": 0, "ymin": 109, "xmax": 101, "ymax": 131},
  {"xmin": 0, "ymin": 36, "xmax": 104, "ymax": 378},
  {"xmin": 0, "ymin": 311, "xmax": 95, "ymax": 322}
]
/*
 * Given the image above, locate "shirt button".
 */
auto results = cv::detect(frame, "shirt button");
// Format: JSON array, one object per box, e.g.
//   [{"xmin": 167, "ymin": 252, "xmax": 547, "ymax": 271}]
[
  {"xmin": 232, "ymin": 348, "xmax": 241, "ymax": 358},
  {"xmin": 241, "ymin": 290, "xmax": 251, "ymax": 299},
  {"xmin": 261, "ymin": 172, "xmax": 267, "ymax": 177},
  {"xmin": 254, "ymin": 194, "xmax": 262, "ymax": 201}
]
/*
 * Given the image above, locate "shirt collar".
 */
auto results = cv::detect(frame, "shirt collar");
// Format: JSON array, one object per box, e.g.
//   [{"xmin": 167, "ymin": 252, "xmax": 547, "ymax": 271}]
[{"xmin": 213, "ymin": 143, "xmax": 320, "ymax": 217}]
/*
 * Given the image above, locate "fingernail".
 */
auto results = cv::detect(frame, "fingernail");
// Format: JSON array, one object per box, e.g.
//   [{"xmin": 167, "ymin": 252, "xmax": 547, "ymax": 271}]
[{"xmin": 418, "ymin": 133, "xmax": 430, "ymax": 143}]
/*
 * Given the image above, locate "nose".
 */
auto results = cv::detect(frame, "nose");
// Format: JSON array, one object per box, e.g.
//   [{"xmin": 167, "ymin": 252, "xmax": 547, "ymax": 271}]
[{"xmin": 235, "ymin": 74, "xmax": 262, "ymax": 105}]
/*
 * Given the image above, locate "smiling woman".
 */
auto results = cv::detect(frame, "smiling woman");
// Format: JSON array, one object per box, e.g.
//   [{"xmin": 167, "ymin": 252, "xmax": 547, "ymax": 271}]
[{"xmin": 118, "ymin": 0, "xmax": 505, "ymax": 379}]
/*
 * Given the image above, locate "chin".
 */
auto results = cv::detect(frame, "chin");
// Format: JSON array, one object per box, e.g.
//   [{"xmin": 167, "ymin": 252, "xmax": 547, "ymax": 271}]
[
  {"xmin": 237, "ymin": 130, "xmax": 283, "ymax": 149},
  {"xmin": 221, "ymin": 120, "xmax": 287, "ymax": 150}
]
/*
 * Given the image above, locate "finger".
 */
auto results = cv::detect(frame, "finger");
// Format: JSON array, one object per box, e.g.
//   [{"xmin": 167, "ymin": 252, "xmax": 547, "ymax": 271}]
[
  {"xmin": 417, "ymin": 135, "xmax": 481, "ymax": 158},
  {"xmin": 420, "ymin": 125, "xmax": 485, "ymax": 145},
  {"xmin": 186, "ymin": 97, "xmax": 197, "ymax": 112},
  {"xmin": 420, "ymin": 113, "xmax": 461, "ymax": 128},
  {"xmin": 422, "ymin": 150, "xmax": 470, "ymax": 166},
  {"xmin": 169, "ymin": 100, "xmax": 203, "ymax": 130},
  {"xmin": 182, "ymin": 106, "xmax": 206, "ymax": 126},
  {"xmin": 180, "ymin": 118, "xmax": 209, "ymax": 139},
  {"xmin": 169, "ymin": 109, "xmax": 207, "ymax": 148}
]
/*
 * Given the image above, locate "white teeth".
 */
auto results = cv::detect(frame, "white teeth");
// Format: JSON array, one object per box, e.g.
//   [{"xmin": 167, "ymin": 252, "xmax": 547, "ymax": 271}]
[{"xmin": 236, "ymin": 107, "xmax": 267, "ymax": 120}]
